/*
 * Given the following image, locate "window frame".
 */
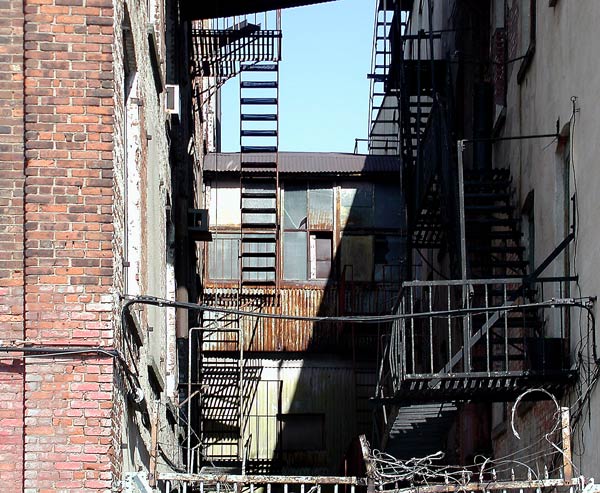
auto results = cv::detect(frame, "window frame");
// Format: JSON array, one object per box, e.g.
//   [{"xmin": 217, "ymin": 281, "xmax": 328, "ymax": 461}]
[{"xmin": 282, "ymin": 180, "xmax": 335, "ymax": 282}]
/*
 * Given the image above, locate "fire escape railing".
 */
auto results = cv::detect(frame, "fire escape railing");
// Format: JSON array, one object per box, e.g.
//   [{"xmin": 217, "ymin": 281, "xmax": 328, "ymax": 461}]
[
  {"xmin": 376, "ymin": 276, "xmax": 582, "ymax": 403},
  {"xmin": 192, "ymin": 13, "xmax": 282, "ymax": 85}
]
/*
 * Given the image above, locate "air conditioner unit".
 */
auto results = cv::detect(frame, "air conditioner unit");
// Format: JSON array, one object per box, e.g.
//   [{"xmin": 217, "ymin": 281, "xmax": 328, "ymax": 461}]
[
  {"xmin": 165, "ymin": 84, "xmax": 180, "ymax": 116},
  {"xmin": 188, "ymin": 208, "xmax": 212, "ymax": 241}
]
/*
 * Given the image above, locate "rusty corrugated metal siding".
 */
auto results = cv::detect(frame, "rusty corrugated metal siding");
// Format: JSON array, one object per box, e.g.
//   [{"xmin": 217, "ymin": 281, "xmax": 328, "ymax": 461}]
[{"xmin": 201, "ymin": 284, "xmax": 400, "ymax": 352}]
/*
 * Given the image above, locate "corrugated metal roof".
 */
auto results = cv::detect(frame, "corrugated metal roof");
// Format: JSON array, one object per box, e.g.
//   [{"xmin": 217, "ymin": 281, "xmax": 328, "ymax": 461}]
[{"xmin": 203, "ymin": 151, "xmax": 402, "ymax": 174}]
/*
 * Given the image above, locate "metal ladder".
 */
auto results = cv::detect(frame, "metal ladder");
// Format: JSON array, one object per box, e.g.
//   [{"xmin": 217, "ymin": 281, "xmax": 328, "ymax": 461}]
[{"xmin": 239, "ymin": 61, "xmax": 280, "ymax": 287}]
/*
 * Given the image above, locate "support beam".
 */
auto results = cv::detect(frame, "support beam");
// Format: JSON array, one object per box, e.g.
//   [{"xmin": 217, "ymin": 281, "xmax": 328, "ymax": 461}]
[{"xmin": 183, "ymin": 0, "xmax": 336, "ymax": 20}]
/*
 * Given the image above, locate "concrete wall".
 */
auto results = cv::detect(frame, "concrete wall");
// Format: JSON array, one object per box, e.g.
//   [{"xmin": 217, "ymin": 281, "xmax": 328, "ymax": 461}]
[
  {"xmin": 489, "ymin": 0, "xmax": 600, "ymax": 476},
  {"xmin": 113, "ymin": 0, "xmax": 184, "ymax": 480}
]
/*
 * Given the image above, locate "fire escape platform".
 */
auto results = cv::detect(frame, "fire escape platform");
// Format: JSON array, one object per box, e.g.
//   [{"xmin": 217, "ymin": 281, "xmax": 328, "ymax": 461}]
[
  {"xmin": 379, "ymin": 371, "xmax": 578, "ymax": 404},
  {"xmin": 183, "ymin": 0, "xmax": 335, "ymax": 20}
]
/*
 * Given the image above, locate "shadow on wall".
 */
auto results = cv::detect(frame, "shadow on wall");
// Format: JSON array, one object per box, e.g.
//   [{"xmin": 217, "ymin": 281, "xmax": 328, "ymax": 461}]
[{"xmin": 198, "ymin": 154, "xmax": 407, "ymax": 475}]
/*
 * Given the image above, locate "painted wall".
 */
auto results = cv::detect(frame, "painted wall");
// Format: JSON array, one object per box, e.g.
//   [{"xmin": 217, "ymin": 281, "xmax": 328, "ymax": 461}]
[{"xmin": 489, "ymin": 0, "xmax": 600, "ymax": 476}]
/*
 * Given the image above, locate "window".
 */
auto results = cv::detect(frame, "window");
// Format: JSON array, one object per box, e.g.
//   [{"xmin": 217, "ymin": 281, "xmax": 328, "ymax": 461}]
[
  {"xmin": 283, "ymin": 231, "xmax": 308, "ymax": 280},
  {"xmin": 283, "ymin": 182, "xmax": 334, "ymax": 281},
  {"xmin": 310, "ymin": 233, "xmax": 333, "ymax": 279},
  {"xmin": 340, "ymin": 183, "xmax": 373, "ymax": 228},
  {"xmin": 374, "ymin": 183, "xmax": 403, "ymax": 228},
  {"xmin": 340, "ymin": 235, "xmax": 374, "ymax": 282},
  {"xmin": 208, "ymin": 233, "xmax": 240, "ymax": 280},
  {"xmin": 374, "ymin": 235, "xmax": 404, "ymax": 282},
  {"xmin": 279, "ymin": 414, "xmax": 325, "ymax": 451}
]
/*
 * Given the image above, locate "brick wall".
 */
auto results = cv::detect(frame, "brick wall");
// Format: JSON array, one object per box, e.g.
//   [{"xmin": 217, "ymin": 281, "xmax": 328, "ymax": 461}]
[
  {"xmin": 0, "ymin": 0, "xmax": 25, "ymax": 487},
  {"xmin": 0, "ymin": 0, "xmax": 118, "ymax": 488}
]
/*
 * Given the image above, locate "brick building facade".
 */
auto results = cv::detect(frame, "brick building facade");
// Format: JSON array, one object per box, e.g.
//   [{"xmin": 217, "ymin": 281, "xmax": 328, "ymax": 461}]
[{"xmin": 0, "ymin": 0, "xmax": 202, "ymax": 488}]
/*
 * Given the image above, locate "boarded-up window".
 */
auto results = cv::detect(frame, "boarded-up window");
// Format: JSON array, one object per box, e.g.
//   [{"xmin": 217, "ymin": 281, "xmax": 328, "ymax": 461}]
[
  {"xmin": 283, "ymin": 231, "xmax": 308, "ymax": 280},
  {"xmin": 340, "ymin": 235, "xmax": 374, "ymax": 281},
  {"xmin": 208, "ymin": 233, "xmax": 239, "ymax": 279},
  {"xmin": 279, "ymin": 414, "xmax": 325, "ymax": 451},
  {"xmin": 374, "ymin": 235, "xmax": 404, "ymax": 282}
]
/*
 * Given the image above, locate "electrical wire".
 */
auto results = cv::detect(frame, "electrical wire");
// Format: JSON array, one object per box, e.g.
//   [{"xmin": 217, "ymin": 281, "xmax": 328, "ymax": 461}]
[
  {"xmin": 416, "ymin": 247, "xmax": 450, "ymax": 280},
  {"xmin": 121, "ymin": 293, "xmax": 594, "ymax": 325}
]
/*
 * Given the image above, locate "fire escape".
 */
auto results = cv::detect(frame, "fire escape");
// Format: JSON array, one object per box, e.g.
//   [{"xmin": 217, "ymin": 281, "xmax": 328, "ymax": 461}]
[
  {"xmin": 370, "ymin": 0, "xmax": 587, "ymax": 460},
  {"xmin": 190, "ymin": 10, "xmax": 282, "ymax": 473}
]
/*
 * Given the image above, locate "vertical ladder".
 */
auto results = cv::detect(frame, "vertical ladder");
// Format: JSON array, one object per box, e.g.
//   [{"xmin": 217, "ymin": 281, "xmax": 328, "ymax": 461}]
[
  {"xmin": 239, "ymin": 62, "xmax": 279, "ymax": 287},
  {"xmin": 367, "ymin": 0, "xmax": 397, "ymax": 154}
]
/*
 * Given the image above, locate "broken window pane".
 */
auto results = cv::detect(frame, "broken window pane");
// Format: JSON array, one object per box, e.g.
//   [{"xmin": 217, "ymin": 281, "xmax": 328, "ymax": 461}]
[
  {"xmin": 283, "ymin": 231, "xmax": 307, "ymax": 280},
  {"xmin": 308, "ymin": 186, "xmax": 333, "ymax": 230},
  {"xmin": 374, "ymin": 235, "xmax": 404, "ymax": 282},
  {"xmin": 208, "ymin": 233, "xmax": 240, "ymax": 279},
  {"xmin": 283, "ymin": 183, "xmax": 307, "ymax": 229}
]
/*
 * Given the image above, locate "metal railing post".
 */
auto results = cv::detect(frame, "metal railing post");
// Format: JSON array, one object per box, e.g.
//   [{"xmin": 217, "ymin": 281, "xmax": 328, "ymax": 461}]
[
  {"xmin": 457, "ymin": 140, "xmax": 471, "ymax": 372},
  {"xmin": 188, "ymin": 326, "xmax": 202, "ymax": 473}
]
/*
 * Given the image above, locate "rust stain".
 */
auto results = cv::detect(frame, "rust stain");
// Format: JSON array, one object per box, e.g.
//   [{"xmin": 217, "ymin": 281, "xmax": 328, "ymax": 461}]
[{"xmin": 202, "ymin": 284, "xmax": 400, "ymax": 352}]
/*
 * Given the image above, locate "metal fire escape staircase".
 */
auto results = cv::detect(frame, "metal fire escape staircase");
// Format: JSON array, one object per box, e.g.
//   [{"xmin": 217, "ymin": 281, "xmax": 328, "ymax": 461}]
[
  {"xmin": 375, "ymin": 165, "xmax": 579, "ymax": 458},
  {"xmin": 372, "ymin": 6, "xmax": 581, "ymax": 457},
  {"xmin": 194, "ymin": 12, "xmax": 282, "ymax": 472}
]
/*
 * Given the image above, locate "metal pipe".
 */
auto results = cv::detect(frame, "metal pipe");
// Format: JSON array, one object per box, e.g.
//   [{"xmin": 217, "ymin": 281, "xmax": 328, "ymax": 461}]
[
  {"xmin": 0, "ymin": 346, "xmax": 119, "ymax": 356},
  {"xmin": 457, "ymin": 139, "xmax": 467, "ymax": 281},
  {"xmin": 187, "ymin": 326, "xmax": 202, "ymax": 473},
  {"xmin": 462, "ymin": 133, "xmax": 558, "ymax": 144}
]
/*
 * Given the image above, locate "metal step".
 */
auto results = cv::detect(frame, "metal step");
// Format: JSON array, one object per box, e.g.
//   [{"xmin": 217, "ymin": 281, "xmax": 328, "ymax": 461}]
[
  {"xmin": 241, "ymin": 221, "xmax": 277, "ymax": 228},
  {"xmin": 241, "ymin": 130, "xmax": 277, "ymax": 137},
  {"xmin": 241, "ymin": 207, "xmax": 276, "ymax": 214},
  {"xmin": 241, "ymin": 145, "xmax": 277, "ymax": 153},
  {"xmin": 466, "ymin": 217, "xmax": 519, "ymax": 226},
  {"xmin": 241, "ymin": 266, "xmax": 276, "ymax": 272},
  {"xmin": 241, "ymin": 63, "xmax": 278, "ymax": 71},
  {"xmin": 240, "ymin": 81, "xmax": 278, "ymax": 88},
  {"xmin": 465, "ymin": 204, "xmax": 513, "ymax": 213},
  {"xmin": 469, "ymin": 245, "xmax": 525, "ymax": 253},
  {"xmin": 465, "ymin": 192, "xmax": 511, "ymax": 201},
  {"xmin": 241, "ymin": 113, "xmax": 278, "ymax": 121},
  {"xmin": 464, "ymin": 180, "xmax": 512, "ymax": 191},
  {"xmin": 241, "ymin": 97, "xmax": 277, "ymax": 105},
  {"xmin": 242, "ymin": 190, "xmax": 277, "ymax": 198},
  {"xmin": 241, "ymin": 251, "xmax": 276, "ymax": 258}
]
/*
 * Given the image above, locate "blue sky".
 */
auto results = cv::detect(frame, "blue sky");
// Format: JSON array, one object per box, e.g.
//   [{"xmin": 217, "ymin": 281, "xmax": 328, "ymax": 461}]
[{"xmin": 220, "ymin": 0, "xmax": 374, "ymax": 153}]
